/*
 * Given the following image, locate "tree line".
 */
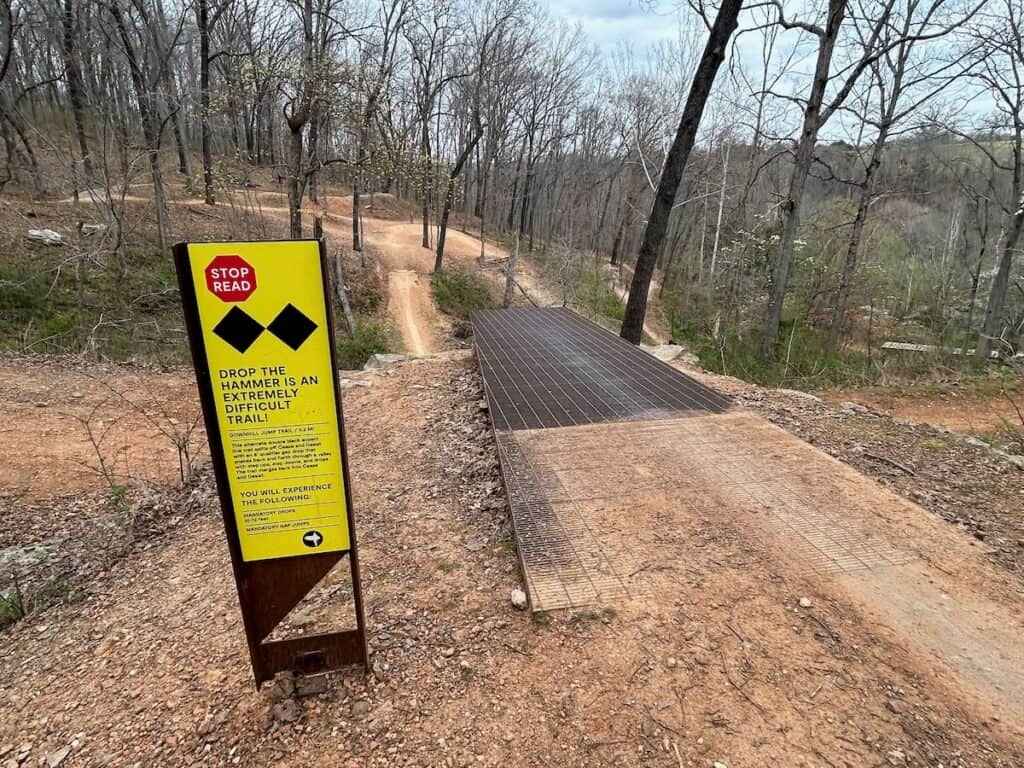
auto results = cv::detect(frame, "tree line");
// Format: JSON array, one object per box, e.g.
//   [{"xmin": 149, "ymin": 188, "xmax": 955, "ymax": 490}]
[{"xmin": 1, "ymin": 0, "xmax": 1022, "ymax": 363}]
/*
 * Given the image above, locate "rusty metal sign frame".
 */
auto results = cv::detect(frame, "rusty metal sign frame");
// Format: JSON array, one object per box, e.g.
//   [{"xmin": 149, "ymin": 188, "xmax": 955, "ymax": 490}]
[{"xmin": 174, "ymin": 239, "xmax": 368, "ymax": 688}]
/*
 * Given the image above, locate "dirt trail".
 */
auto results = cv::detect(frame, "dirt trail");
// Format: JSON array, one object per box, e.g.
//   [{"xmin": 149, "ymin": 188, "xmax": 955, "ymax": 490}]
[
  {"xmin": 51, "ymin": 189, "xmax": 562, "ymax": 354},
  {"xmin": 612, "ymin": 278, "xmax": 667, "ymax": 344},
  {"xmin": 514, "ymin": 410, "xmax": 1024, "ymax": 738},
  {"xmin": 824, "ymin": 387, "xmax": 1023, "ymax": 435},
  {"xmin": 2, "ymin": 357, "xmax": 1023, "ymax": 765},
  {"xmin": 387, "ymin": 270, "xmax": 429, "ymax": 356},
  {"xmin": 238, "ymin": 197, "xmax": 494, "ymax": 356}
]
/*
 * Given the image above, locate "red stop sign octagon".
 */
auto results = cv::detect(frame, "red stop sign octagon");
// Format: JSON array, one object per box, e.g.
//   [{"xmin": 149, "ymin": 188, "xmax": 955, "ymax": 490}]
[{"xmin": 205, "ymin": 254, "xmax": 256, "ymax": 302}]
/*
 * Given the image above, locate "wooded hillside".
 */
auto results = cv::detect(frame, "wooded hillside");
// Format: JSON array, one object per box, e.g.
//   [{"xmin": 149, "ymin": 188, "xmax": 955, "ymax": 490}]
[{"xmin": 1, "ymin": 0, "xmax": 1022, "ymax": 385}]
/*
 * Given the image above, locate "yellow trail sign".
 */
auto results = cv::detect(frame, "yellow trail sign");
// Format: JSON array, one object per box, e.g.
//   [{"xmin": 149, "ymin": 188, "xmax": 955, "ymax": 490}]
[
  {"xmin": 175, "ymin": 239, "xmax": 368, "ymax": 686},
  {"xmin": 182, "ymin": 240, "xmax": 349, "ymax": 561}
]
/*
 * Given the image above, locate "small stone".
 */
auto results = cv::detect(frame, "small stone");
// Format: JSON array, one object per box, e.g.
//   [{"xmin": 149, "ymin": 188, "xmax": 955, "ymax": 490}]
[
  {"xmin": 295, "ymin": 675, "xmax": 328, "ymax": 697},
  {"xmin": 973, "ymin": 530, "xmax": 986, "ymax": 541},
  {"xmin": 46, "ymin": 747, "xmax": 71, "ymax": 768},
  {"xmin": 351, "ymin": 700, "xmax": 371, "ymax": 720},
  {"xmin": 441, "ymin": 647, "xmax": 456, "ymax": 658},
  {"xmin": 775, "ymin": 388, "xmax": 822, "ymax": 403},
  {"xmin": 886, "ymin": 700, "xmax": 902, "ymax": 714},
  {"xmin": 71, "ymin": 391, "xmax": 83, "ymax": 399},
  {"xmin": 271, "ymin": 698, "xmax": 300, "ymax": 724},
  {"xmin": 798, "ymin": 597, "xmax": 813, "ymax": 608},
  {"xmin": 886, "ymin": 749, "xmax": 906, "ymax": 766},
  {"xmin": 666, "ymin": 657, "xmax": 677, "ymax": 668},
  {"xmin": 510, "ymin": 588, "xmax": 528, "ymax": 611},
  {"xmin": 363, "ymin": 353, "xmax": 406, "ymax": 370},
  {"xmin": 714, "ymin": 762, "xmax": 728, "ymax": 768}
]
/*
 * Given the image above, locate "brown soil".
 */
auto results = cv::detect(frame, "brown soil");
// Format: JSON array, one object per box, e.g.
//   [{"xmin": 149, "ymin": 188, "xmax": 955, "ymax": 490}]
[
  {"xmin": 38, "ymin": 188, "xmax": 492, "ymax": 357},
  {"xmin": 0, "ymin": 357, "xmax": 205, "ymax": 500},
  {"xmin": 823, "ymin": 387, "xmax": 1024, "ymax": 435},
  {"xmin": 386, "ymin": 270, "xmax": 436, "ymax": 357},
  {"xmin": 2, "ymin": 355, "xmax": 1023, "ymax": 767}
]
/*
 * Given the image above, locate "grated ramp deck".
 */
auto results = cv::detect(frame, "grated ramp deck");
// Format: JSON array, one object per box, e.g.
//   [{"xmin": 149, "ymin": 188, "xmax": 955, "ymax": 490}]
[
  {"xmin": 472, "ymin": 307, "xmax": 731, "ymax": 611},
  {"xmin": 471, "ymin": 307, "xmax": 729, "ymax": 431}
]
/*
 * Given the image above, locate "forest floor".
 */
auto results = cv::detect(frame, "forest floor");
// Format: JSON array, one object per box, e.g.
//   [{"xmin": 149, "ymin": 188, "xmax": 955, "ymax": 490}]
[{"xmin": 2, "ymin": 350, "xmax": 1023, "ymax": 767}]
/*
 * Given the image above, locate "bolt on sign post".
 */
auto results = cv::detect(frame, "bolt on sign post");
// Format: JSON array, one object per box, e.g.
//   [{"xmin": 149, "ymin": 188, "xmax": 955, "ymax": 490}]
[{"xmin": 173, "ymin": 239, "xmax": 367, "ymax": 687}]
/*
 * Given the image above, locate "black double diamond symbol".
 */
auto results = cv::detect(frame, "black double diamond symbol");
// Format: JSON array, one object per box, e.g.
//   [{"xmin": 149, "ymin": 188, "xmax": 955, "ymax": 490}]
[
  {"xmin": 213, "ymin": 307, "xmax": 264, "ymax": 353},
  {"xmin": 213, "ymin": 304, "xmax": 318, "ymax": 353},
  {"xmin": 267, "ymin": 303, "xmax": 319, "ymax": 350}
]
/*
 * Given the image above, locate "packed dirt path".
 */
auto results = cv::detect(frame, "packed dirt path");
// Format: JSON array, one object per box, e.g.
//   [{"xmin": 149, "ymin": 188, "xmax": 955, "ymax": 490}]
[
  {"xmin": 387, "ymin": 269, "xmax": 431, "ymax": 356},
  {"xmin": 823, "ymin": 385, "xmax": 1024, "ymax": 436},
  {"xmin": 2, "ymin": 355, "xmax": 1023, "ymax": 766},
  {"xmin": 241, "ymin": 192, "xmax": 502, "ymax": 356},
  {"xmin": 52, "ymin": 189, "xmax": 500, "ymax": 356}
]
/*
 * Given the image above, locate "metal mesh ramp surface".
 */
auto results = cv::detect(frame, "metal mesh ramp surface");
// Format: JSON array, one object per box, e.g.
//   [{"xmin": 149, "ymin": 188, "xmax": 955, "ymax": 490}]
[
  {"xmin": 471, "ymin": 307, "xmax": 730, "ymax": 431},
  {"xmin": 472, "ymin": 308, "xmax": 731, "ymax": 611}
]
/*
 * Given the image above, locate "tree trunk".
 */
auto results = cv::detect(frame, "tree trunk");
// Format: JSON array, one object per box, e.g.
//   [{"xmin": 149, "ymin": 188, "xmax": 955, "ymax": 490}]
[
  {"xmin": 435, "ymin": 129, "xmax": 483, "ymax": 272},
  {"xmin": 977, "ymin": 205, "xmax": 1023, "ymax": 358},
  {"xmin": 709, "ymin": 141, "xmax": 730, "ymax": 278},
  {"xmin": 110, "ymin": 1, "xmax": 169, "ymax": 251},
  {"xmin": 964, "ymin": 250, "xmax": 984, "ymax": 354},
  {"xmin": 288, "ymin": 125, "xmax": 304, "ymax": 238},
  {"xmin": 352, "ymin": 175, "xmax": 363, "ymax": 251},
  {"xmin": 333, "ymin": 248, "xmax": 357, "ymax": 335},
  {"xmin": 826, "ymin": 120, "xmax": 890, "ymax": 354},
  {"xmin": 197, "ymin": 0, "xmax": 215, "ymax": 204},
  {"xmin": 421, "ymin": 121, "xmax": 431, "ymax": 248},
  {"xmin": 61, "ymin": 0, "xmax": 92, "ymax": 180},
  {"xmin": 620, "ymin": 0, "xmax": 743, "ymax": 345},
  {"xmin": 761, "ymin": 0, "xmax": 846, "ymax": 356},
  {"xmin": 504, "ymin": 230, "xmax": 519, "ymax": 308}
]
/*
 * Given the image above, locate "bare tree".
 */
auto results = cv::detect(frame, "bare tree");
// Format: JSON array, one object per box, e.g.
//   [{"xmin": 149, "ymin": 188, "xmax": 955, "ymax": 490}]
[
  {"xmin": 826, "ymin": 0, "xmax": 974, "ymax": 352},
  {"xmin": 620, "ymin": 0, "xmax": 744, "ymax": 345}
]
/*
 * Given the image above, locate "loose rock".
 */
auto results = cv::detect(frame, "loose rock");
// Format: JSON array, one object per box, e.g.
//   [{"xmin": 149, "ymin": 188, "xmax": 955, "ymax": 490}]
[{"xmin": 510, "ymin": 587, "xmax": 528, "ymax": 611}]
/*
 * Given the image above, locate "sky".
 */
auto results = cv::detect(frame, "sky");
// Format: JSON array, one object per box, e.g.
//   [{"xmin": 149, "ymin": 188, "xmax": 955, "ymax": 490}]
[
  {"xmin": 546, "ymin": 0, "xmax": 998, "ymax": 143},
  {"xmin": 547, "ymin": 0, "xmax": 684, "ymax": 52}
]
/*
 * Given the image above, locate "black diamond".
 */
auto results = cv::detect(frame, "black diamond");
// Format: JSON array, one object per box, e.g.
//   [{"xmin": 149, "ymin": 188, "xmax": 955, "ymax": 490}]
[
  {"xmin": 213, "ymin": 307, "xmax": 264, "ymax": 353},
  {"xmin": 267, "ymin": 303, "xmax": 317, "ymax": 350}
]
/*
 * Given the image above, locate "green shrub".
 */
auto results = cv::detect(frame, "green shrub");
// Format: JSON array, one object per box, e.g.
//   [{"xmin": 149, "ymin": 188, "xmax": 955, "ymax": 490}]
[
  {"xmin": 0, "ymin": 262, "xmax": 52, "ymax": 334},
  {"xmin": 571, "ymin": 268, "xmax": 624, "ymax": 322},
  {"xmin": 431, "ymin": 270, "xmax": 496, "ymax": 320},
  {"xmin": 336, "ymin": 320, "xmax": 391, "ymax": 369},
  {"xmin": 674, "ymin": 319, "xmax": 876, "ymax": 389}
]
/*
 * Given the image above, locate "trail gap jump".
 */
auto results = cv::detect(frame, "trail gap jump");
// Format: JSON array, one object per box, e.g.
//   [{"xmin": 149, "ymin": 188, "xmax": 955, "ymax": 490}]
[{"xmin": 474, "ymin": 307, "xmax": 1024, "ymax": 723}]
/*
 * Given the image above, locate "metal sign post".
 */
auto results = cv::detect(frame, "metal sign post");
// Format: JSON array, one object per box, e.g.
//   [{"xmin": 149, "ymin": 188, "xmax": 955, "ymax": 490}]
[{"xmin": 174, "ymin": 239, "xmax": 367, "ymax": 687}]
